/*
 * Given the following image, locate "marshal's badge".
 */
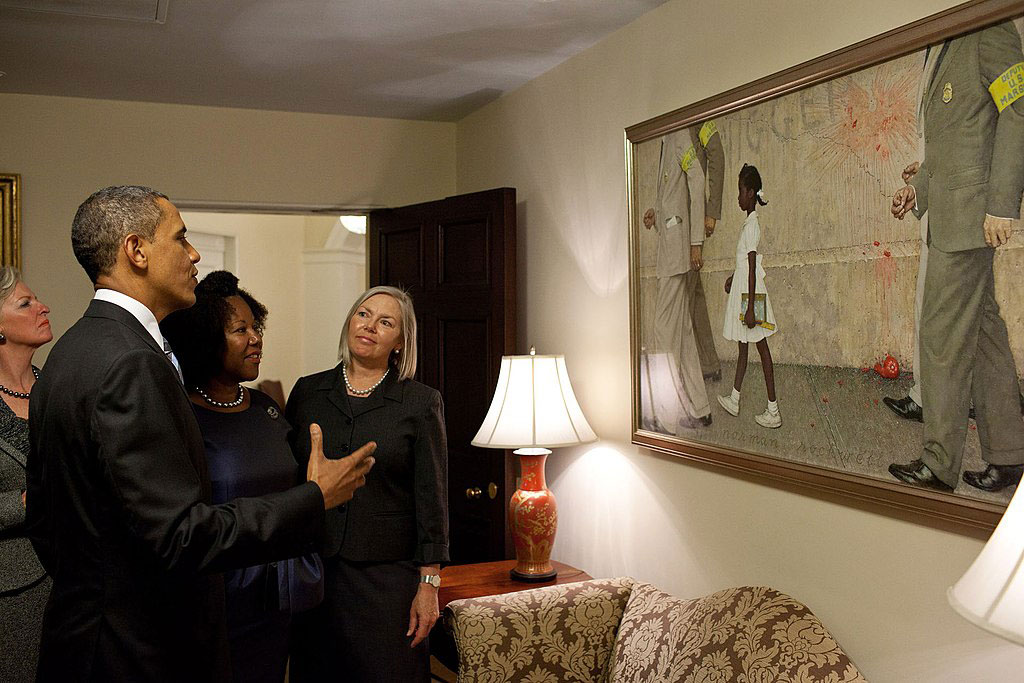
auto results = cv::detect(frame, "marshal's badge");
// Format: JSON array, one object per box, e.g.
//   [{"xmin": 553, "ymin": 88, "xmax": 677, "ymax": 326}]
[
  {"xmin": 266, "ymin": 406, "xmax": 280, "ymax": 419},
  {"xmin": 942, "ymin": 82, "xmax": 953, "ymax": 103}
]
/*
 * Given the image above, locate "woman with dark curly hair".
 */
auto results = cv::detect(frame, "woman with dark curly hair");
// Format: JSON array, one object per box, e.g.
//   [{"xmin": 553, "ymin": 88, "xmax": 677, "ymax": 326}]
[{"xmin": 160, "ymin": 270, "xmax": 322, "ymax": 683}]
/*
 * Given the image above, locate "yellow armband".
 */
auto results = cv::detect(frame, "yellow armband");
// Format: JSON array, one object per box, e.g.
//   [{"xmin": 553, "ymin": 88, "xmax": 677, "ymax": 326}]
[
  {"xmin": 698, "ymin": 120, "xmax": 718, "ymax": 147},
  {"xmin": 679, "ymin": 145, "xmax": 697, "ymax": 173},
  {"xmin": 989, "ymin": 61, "xmax": 1024, "ymax": 113}
]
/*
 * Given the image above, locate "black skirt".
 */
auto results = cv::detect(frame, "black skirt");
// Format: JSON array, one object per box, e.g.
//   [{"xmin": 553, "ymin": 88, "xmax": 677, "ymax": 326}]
[{"xmin": 289, "ymin": 557, "xmax": 428, "ymax": 683}]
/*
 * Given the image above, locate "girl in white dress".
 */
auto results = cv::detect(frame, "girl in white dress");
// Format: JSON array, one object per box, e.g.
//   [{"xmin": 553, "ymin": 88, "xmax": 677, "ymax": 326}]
[{"xmin": 718, "ymin": 164, "xmax": 780, "ymax": 428}]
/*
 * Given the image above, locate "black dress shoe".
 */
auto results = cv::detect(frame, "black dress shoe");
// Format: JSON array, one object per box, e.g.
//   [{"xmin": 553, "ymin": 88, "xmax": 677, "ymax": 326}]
[
  {"xmin": 678, "ymin": 414, "xmax": 713, "ymax": 430},
  {"xmin": 883, "ymin": 396, "xmax": 923, "ymax": 423},
  {"xmin": 888, "ymin": 459, "xmax": 953, "ymax": 492},
  {"xmin": 962, "ymin": 464, "xmax": 1024, "ymax": 492}
]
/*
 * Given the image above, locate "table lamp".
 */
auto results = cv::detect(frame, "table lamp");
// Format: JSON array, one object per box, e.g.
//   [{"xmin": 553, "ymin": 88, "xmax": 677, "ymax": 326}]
[
  {"xmin": 472, "ymin": 348, "xmax": 597, "ymax": 581},
  {"xmin": 948, "ymin": 483, "xmax": 1024, "ymax": 644}
]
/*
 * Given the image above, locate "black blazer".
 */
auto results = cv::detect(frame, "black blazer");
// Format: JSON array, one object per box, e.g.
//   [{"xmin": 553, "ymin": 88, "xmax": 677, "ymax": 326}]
[
  {"xmin": 287, "ymin": 364, "xmax": 449, "ymax": 565},
  {"xmin": 26, "ymin": 300, "xmax": 325, "ymax": 682}
]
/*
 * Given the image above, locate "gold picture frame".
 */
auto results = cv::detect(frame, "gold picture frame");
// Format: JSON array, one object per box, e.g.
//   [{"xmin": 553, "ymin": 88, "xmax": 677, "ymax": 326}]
[
  {"xmin": 627, "ymin": 0, "xmax": 1024, "ymax": 532},
  {"xmin": 0, "ymin": 174, "xmax": 22, "ymax": 269}
]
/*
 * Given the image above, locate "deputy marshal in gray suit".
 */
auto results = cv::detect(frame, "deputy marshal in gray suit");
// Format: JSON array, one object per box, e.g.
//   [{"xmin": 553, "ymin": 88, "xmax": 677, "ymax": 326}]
[
  {"xmin": 889, "ymin": 21, "xmax": 1024, "ymax": 492},
  {"xmin": 642, "ymin": 121, "xmax": 725, "ymax": 431}
]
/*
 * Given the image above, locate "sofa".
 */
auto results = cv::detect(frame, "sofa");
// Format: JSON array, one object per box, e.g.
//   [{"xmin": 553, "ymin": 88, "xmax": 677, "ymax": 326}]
[{"xmin": 443, "ymin": 577, "xmax": 867, "ymax": 682}]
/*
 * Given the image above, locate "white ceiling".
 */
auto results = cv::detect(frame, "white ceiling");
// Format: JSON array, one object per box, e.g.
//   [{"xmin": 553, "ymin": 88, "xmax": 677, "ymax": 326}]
[{"xmin": 0, "ymin": 0, "xmax": 667, "ymax": 121}]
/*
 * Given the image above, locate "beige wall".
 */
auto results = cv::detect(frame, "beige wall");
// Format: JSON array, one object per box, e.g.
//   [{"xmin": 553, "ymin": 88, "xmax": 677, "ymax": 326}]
[
  {"xmin": 456, "ymin": 0, "xmax": 1024, "ymax": 680},
  {"xmin": 0, "ymin": 93, "xmax": 455, "ymax": 359}
]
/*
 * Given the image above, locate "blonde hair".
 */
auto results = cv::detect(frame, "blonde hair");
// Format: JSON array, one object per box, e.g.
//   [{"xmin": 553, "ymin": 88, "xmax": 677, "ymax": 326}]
[
  {"xmin": 0, "ymin": 266, "xmax": 21, "ymax": 308},
  {"xmin": 338, "ymin": 286, "xmax": 417, "ymax": 380}
]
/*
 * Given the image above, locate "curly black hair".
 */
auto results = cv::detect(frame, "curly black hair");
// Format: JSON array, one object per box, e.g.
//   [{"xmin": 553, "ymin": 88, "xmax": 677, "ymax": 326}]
[
  {"xmin": 739, "ymin": 163, "xmax": 768, "ymax": 206},
  {"xmin": 160, "ymin": 270, "xmax": 268, "ymax": 388}
]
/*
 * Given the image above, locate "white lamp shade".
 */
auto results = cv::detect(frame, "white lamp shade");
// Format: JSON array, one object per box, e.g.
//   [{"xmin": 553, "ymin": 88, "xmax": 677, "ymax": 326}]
[
  {"xmin": 472, "ymin": 354, "xmax": 597, "ymax": 449},
  {"xmin": 948, "ymin": 484, "xmax": 1024, "ymax": 645}
]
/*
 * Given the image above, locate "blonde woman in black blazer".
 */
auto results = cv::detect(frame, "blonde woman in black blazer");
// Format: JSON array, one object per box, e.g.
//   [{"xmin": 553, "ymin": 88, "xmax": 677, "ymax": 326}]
[{"xmin": 287, "ymin": 286, "xmax": 449, "ymax": 682}]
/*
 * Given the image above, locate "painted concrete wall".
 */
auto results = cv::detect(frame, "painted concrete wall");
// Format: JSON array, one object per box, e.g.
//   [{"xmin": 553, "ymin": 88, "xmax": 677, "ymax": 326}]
[
  {"xmin": 455, "ymin": 0, "xmax": 1024, "ymax": 680},
  {"xmin": 630, "ymin": 51, "xmax": 1024, "ymax": 371}
]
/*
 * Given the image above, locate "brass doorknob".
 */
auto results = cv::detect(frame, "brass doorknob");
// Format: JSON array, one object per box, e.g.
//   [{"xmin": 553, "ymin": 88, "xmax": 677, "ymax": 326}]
[{"xmin": 465, "ymin": 487, "xmax": 482, "ymax": 500}]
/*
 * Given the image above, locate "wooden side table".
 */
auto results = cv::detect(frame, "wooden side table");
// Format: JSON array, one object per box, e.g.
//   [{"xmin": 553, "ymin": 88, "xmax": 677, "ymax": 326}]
[
  {"xmin": 431, "ymin": 559, "xmax": 592, "ymax": 678},
  {"xmin": 439, "ymin": 559, "xmax": 591, "ymax": 610}
]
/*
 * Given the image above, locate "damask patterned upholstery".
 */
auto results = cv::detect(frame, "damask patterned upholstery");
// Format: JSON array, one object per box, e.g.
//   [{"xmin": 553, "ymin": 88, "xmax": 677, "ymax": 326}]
[
  {"xmin": 443, "ymin": 579, "xmax": 868, "ymax": 683},
  {"xmin": 608, "ymin": 583, "xmax": 867, "ymax": 683},
  {"xmin": 445, "ymin": 577, "xmax": 634, "ymax": 682}
]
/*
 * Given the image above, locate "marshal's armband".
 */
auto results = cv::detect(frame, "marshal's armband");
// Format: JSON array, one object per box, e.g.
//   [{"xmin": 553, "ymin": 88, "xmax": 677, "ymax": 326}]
[
  {"xmin": 679, "ymin": 145, "xmax": 697, "ymax": 172},
  {"xmin": 989, "ymin": 62, "xmax": 1024, "ymax": 113},
  {"xmin": 698, "ymin": 120, "xmax": 718, "ymax": 147}
]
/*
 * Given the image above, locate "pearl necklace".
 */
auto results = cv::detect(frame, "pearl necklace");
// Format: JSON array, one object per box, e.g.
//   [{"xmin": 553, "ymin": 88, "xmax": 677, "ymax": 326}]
[
  {"xmin": 195, "ymin": 384, "xmax": 246, "ymax": 408},
  {"xmin": 342, "ymin": 364, "xmax": 389, "ymax": 396},
  {"xmin": 0, "ymin": 367, "xmax": 39, "ymax": 399}
]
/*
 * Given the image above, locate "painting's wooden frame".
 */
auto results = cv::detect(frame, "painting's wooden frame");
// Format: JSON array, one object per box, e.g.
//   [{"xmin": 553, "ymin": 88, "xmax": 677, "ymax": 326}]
[
  {"xmin": 627, "ymin": 0, "xmax": 1023, "ymax": 532},
  {"xmin": 0, "ymin": 174, "xmax": 21, "ymax": 269}
]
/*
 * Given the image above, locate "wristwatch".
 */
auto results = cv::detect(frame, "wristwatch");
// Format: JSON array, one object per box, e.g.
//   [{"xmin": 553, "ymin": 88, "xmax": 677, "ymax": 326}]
[{"xmin": 420, "ymin": 574, "xmax": 441, "ymax": 588}]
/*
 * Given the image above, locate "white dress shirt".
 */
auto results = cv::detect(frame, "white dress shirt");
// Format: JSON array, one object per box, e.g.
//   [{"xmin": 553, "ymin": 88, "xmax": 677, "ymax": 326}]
[{"xmin": 93, "ymin": 289, "xmax": 184, "ymax": 382}]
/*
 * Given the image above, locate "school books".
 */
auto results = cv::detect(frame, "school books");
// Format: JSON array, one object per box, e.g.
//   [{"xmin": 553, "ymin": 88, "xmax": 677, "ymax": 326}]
[{"xmin": 739, "ymin": 293, "xmax": 776, "ymax": 331}]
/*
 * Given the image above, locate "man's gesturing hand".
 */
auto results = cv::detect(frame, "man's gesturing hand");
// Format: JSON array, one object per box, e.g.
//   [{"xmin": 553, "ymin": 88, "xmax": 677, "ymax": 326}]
[{"xmin": 305, "ymin": 424, "xmax": 376, "ymax": 509}]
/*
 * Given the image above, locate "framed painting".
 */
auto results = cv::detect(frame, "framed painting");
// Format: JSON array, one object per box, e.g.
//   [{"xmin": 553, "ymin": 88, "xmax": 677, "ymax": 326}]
[
  {"xmin": 0, "ymin": 174, "xmax": 22, "ymax": 269},
  {"xmin": 627, "ymin": 0, "xmax": 1024, "ymax": 530}
]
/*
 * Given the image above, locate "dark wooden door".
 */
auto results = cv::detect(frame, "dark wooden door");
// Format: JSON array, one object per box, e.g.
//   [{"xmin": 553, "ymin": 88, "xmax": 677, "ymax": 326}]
[{"xmin": 369, "ymin": 188, "xmax": 516, "ymax": 564}]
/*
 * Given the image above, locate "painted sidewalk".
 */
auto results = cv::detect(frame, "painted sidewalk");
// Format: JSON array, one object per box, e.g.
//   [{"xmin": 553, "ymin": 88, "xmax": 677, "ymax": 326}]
[{"xmin": 673, "ymin": 361, "xmax": 1019, "ymax": 505}]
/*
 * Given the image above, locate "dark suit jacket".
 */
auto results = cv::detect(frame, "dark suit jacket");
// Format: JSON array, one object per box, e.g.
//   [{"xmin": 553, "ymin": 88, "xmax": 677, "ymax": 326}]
[
  {"xmin": 287, "ymin": 364, "xmax": 449, "ymax": 565},
  {"xmin": 911, "ymin": 21, "xmax": 1024, "ymax": 251},
  {"xmin": 26, "ymin": 300, "xmax": 325, "ymax": 682}
]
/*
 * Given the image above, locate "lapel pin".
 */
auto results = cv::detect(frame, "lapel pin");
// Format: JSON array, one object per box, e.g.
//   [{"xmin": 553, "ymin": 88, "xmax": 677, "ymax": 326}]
[{"xmin": 942, "ymin": 82, "xmax": 953, "ymax": 103}]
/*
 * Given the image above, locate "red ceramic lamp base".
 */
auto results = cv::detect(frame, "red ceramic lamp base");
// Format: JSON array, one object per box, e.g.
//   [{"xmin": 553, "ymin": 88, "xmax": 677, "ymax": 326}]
[{"xmin": 509, "ymin": 448, "xmax": 558, "ymax": 583}]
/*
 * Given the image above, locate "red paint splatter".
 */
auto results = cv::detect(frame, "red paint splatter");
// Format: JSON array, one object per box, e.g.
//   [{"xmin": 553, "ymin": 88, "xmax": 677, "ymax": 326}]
[
  {"xmin": 837, "ymin": 380, "xmax": 844, "ymax": 386},
  {"xmin": 873, "ymin": 241, "xmax": 880, "ymax": 246},
  {"xmin": 852, "ymin": 119, "xmax": 858, "ymax": 128},
  {"xmin": 969, "ymin": 424, "xmax": 977, "ymax": 431},
  {"xmin": 875, "ymin": 143, "xmax": 880, "ymax": 151},
  {"xmin": 861, "ymin": 367, "xmax": 870, "ymax": 373},
  {"xmin": 873, "ymin": 399, "xmax": 879, "ymax": 405},
  {"xmin": 822, "ymin": 396, "xmax": 830, "ymax": 404},
  {"xmin": 883, "ymin": 250, "xmax": 891, "ymax": 258}
]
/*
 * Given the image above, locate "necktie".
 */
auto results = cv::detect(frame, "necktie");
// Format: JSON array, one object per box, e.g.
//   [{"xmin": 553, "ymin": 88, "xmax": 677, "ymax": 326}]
[{"xmin": 163, "ymin": 339, "xmax": 184, "ymax": 385}]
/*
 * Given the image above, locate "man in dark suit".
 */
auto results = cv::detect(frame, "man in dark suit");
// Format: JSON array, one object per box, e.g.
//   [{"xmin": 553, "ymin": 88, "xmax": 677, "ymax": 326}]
[
  {"xmin": 26, "ymin": 186, "xmax": 375, "ymax": 682},
  {"xmin": 888, "ymin": 21, "xmax": 1024, "ymax": 492}
]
